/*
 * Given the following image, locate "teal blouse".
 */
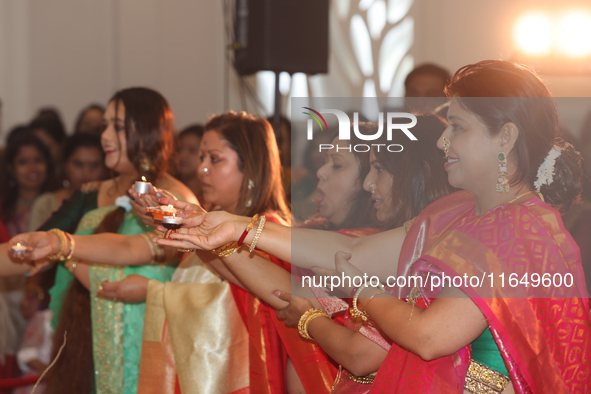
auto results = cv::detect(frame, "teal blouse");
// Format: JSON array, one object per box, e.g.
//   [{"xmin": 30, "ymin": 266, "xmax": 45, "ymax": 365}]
[
  {"xmin": 471, "ymin": 327, "xmax": 509, "ymax": 376},
  {"xmin": 39, "ymin": 185, "xmax": 177, "ymax": 394}
]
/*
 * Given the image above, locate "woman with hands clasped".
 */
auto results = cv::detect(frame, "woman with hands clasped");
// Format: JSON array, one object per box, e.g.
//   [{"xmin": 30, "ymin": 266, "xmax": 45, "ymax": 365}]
[{"xmin": 157, "ymin": 61, "xmax": 591, "ymax": 393}]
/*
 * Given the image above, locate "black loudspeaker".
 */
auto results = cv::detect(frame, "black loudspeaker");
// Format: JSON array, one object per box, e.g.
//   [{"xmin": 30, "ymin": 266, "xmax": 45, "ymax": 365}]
[{"xmin": 233, "ymin": 0, "xmax": 329, "ymax": 75}]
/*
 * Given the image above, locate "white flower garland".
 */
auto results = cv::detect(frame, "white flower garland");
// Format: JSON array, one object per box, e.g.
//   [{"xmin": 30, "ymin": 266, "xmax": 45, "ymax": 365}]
[
  {"xmin": 115, "ymin": 195, "xmax": 133, "ymax": 212},
  {"xmin": 534, "ymin": 146, "xmax": 561, "ymax": 192}
]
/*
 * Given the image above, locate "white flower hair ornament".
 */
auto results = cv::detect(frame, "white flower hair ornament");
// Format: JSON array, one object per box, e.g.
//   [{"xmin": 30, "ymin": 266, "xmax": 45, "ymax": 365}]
[
  {"xmin": 115, "ymin": 195, "xmax": 133, "ymax": 212},
  {"xmin": 534, "ymin": 146, "xmax": 562, "ymax": 192}
]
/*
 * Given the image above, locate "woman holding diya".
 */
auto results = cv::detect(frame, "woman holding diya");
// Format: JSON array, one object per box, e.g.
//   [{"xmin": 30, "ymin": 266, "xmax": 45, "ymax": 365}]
[
  {"xmin": 10, "ymin": 111, "xmax": 332, "ymax": 394},
  {"xmin": 156, "ymin": 61, "xmax": 591, "ymax": 393},
  {"xmin": 5, "ymin": 87, "xmax": 197, "ymax": 394},
  {"xmin": 123, "ymin": 111, "xmax": 336, "ymax": 394}
]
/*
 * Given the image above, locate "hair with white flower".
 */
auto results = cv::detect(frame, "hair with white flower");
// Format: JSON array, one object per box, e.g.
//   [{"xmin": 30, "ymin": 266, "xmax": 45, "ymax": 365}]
[{"xmin": 534, "ymin": 146, "xmax": 561, "ymax": 192}]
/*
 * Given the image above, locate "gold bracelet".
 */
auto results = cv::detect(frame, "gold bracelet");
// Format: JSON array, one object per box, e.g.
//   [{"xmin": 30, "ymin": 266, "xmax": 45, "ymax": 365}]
[
  {"xmin": 212, "ymin": 241, "xmax": 240, "ymax": 258},
  {"xmin": 65, "ymin": 258, "xmax": 79, "ymax": 274},
  {"xmin": 64, "ymin": 233, "xmax": 76, "ymax": 260},
  {"xmin": 347, "ymin": 372, "xmax": 375, "ymax": 384},
  {"xmin": 297, "ymin": 308, "xmax": 331, "ymax": 340},
  {"xmin": 248, "ymin": 215, "xmax": 266, "ymax": 253},
  {"xmin": 350, "ymin": 285, "xmax": 369, "ymax": 321},
  {"xmin": 47, "ymin": 229, "xmax": 68, "ymax": 261},
  {"xmin": 350, "ymin": 283, "xmax": 386, "ymax": 322}
]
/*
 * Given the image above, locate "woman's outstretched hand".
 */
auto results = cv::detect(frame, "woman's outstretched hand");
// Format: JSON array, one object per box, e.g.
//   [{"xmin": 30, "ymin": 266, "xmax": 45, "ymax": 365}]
[
  {"xmin": 153, "ymin": 210, "xmax": 240, "ymax": 251},
  {"xmin": 8, "ymin": 232, "xmax": 59, "ymax": 262},
  {"xmin": 128, "ymin": 186, "xmax": 185, "ymax": 228},
  {"xmin": 157, "ymin": 197, "xmax": 206, "ymax": 219},
  {"xmin": 275, "ymin": 291, "xmax": 316, "ymax": 326},
  {"xmin": 96, "ymin": 274, "xmax": 150, "ymax": 303}
]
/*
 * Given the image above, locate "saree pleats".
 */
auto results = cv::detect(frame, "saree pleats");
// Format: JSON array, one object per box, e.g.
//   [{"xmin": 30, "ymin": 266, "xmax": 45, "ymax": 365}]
[{"xmin": 138, "ymin": 253, "xmax": 250, "ymax": 394}]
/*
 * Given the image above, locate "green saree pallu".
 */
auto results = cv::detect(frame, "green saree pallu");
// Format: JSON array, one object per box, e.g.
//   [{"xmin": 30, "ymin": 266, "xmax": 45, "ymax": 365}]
[{"xmin": 39, "ymin": 182, "xmax": 177, "ymax": 394}]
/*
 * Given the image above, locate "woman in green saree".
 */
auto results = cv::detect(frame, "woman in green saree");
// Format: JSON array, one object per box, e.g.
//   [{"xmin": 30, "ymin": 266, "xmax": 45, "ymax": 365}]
[{"xmin": 15, "ymin": 87, "xmax": 196, "ymax": 394}]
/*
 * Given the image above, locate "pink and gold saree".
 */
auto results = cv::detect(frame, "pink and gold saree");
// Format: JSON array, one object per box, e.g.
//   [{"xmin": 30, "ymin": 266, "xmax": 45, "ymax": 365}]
[{"xmin": 372, "ymin": 191, "xmax": 591, "ymax": 393}]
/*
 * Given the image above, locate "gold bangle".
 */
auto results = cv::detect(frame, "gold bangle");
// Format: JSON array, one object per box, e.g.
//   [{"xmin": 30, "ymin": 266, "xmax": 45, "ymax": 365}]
[
  {"xmin": 47, "ymin": 229, "xmax": 67, "ymax": 261},
  {"xmin": 350, "ymin": 285, "xmax": 369, "ymax": 321},
  {"xmin": 64, "ymin": 233, "xmax": 75, "ymax": 260},
  {"xmin": 297, "ymin": 308, "xmax": 330, "ymax": 340},
  {"xmin": 248, "ymin": 215, "xmax": 266, "ymax": 253},
  {"xmin": 350, "ymin": 283, "xmax": 386, "ymax": 322},
  {"xmin": 212, "ymin": 241, "xmax": 240, "ymax": 258},
  {"xmin": 65, "ymin": 258, "xmax": 79, "ymax": 274}
]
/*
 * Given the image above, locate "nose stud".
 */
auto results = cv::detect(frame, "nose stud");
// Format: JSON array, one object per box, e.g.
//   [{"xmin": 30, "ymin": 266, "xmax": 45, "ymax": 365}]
[
  {"xmin": 369, "ymin": 184, "xmax": 376, "ymax": 196},
  {"xmin": 203, "ymin": 167, "xmax": 209, "ymax": 172},
  {"xmin": 442, "ymin": 137, "xmax": 450, "ymax": 159}
]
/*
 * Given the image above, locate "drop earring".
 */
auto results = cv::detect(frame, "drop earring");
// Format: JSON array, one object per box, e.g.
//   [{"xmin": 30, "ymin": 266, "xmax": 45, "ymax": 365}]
[
  {"xmin": 246, "ymin": 179, "xmax": 254, "ymax": 207},
  {"xmin": 442, "ymin": 137, "xmax": 450, "ymax": 159},
  {"xmin": 496, "ymin": 152, "xmax": 509, "ymax": 193}
]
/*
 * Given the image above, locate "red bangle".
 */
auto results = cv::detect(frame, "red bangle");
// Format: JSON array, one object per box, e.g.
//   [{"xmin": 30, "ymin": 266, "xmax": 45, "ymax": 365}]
[{"xmin": 237, "ymin": 214, "xmax": 259, "ymax": 246}]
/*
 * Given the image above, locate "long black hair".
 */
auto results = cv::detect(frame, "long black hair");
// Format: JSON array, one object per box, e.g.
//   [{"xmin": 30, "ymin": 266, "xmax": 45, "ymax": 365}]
[{"xmin": 0, "ymin": 129, "xmax": 56, "ymax": 220}]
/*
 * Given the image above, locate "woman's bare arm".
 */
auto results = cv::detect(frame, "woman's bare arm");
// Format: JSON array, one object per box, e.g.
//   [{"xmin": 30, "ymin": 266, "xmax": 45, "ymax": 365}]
[
  {"xmin": 360, "ymin": 286, "xmax": 487, "ymax": 360},
  {"xmin": 308, "ymin": 318, "xmax": 388, "ymax": 376},
  {"xmin": 69, "ymin": 260, "xmax": 91, "ymax": 290},
  {"xmin": 10, "ymin": 231, "xmax": 180, "ymax": 267},
  {"xmin": 275, "ymin": 292, "xmax": 388, "ymax": 376},
  {"xmin": 160, "ymin": 211, "xmax": 407, "ymax": 283}
]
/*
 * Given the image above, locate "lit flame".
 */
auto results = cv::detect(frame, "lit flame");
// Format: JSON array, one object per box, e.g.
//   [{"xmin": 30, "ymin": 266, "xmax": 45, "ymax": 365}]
[
  {"xmin": 141, "ymin": 176, "xmax": 147, "ymax": 182},
  {"xmin": 16, "ymin": 243, "xmax": 21, "ymax": 247}
]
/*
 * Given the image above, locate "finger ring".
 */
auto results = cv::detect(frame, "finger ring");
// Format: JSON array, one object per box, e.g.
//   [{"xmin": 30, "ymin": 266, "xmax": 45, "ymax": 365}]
[
  {"xmin": 177, "ymin": 248, "xmax": 193, "ymax": 253},
  {"xmin": 99, "ymin": 285, "xmax": 103, "ymax": 291}
]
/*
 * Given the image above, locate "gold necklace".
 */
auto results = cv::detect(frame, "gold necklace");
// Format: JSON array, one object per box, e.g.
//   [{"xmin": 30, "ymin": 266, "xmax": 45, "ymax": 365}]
[{"xmin": 508, "ymin": 190, "xmax": 540, "ymax": 204}]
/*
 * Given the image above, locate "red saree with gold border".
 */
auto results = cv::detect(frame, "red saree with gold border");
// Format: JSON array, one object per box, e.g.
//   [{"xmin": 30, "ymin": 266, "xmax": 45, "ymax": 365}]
[
  {"xmin": 372, "ymin": 191, "xmax": 591, "ymax": 393},
  {"xmin": 228, "ymin": 216, "xmax": 352, "ymax": 394}
]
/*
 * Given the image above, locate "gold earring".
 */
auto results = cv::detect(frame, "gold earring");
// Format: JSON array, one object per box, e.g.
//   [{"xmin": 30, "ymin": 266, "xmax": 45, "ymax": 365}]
[
  {"xmin": 369, "ymin": 184, "xmax": 376, "ymax": 196},
  {"xmin": 496, "ymin": 152, "xmax": 509, "ymax": 193},
  {"xmin": 246, "ymin": 179, "xmax": 254, "ymax": 207},
  {"xmin": 442, "ymin": 137, "xmax": 450, "ymax": 159},
  {"xmin": 140, "ymin": 157, "xmax": 154, "ymax": 173}
]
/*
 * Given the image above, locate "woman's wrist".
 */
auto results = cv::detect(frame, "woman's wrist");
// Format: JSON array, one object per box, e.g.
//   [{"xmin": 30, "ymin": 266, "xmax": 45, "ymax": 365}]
[
  {"xmin": 307, "ymin": 314, "xmax": 331, "ymax": 338},
  {"xmin": 234, "ymin": 215, "xmax": 251, "ymax": 242},
  {"xmin": 235, "ymin": 214, "xmax": 263, "ymax": 245},
  {"xmin": 50, "ymin": 232, "xmax": 61, "ymax": 255},
  {"xmin": 358, "ymin": 286, "xmax": 384, "ymax": 311}
]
